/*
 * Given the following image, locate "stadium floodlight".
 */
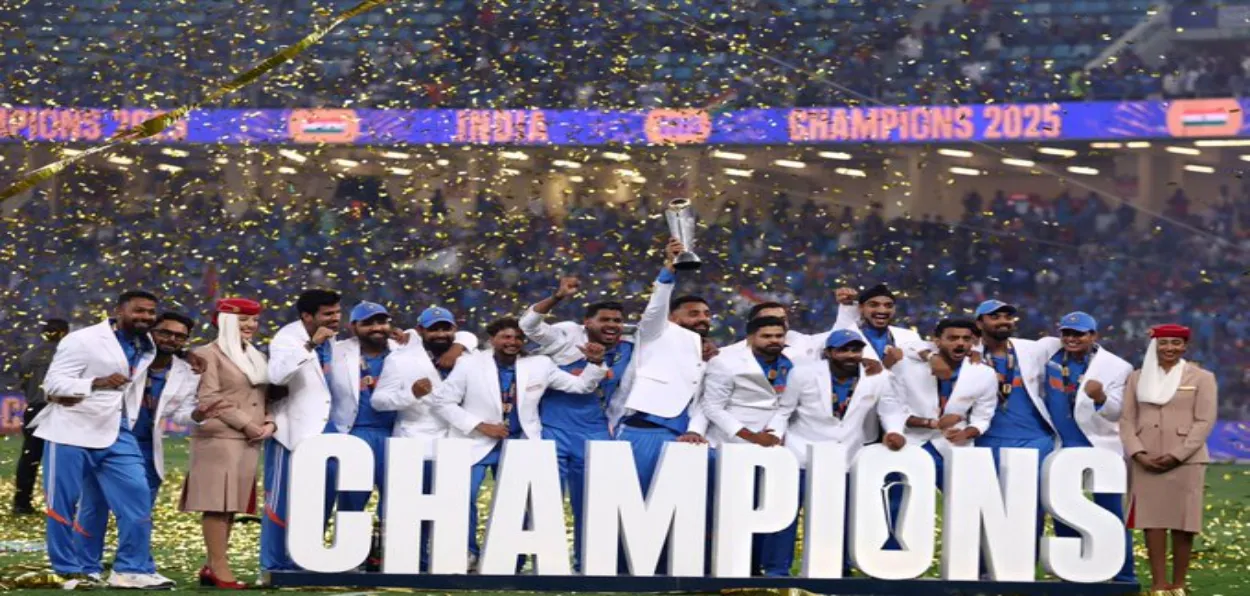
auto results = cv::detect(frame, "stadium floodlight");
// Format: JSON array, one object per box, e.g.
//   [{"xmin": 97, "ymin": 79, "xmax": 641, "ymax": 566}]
[
  {"xmin": 1037, "ymin": 147, "xmax": 1077, "ymax": 157},
  {"xmin": 723, "ymin": 168, "xmax": 753, "ymax": 178},
  {"xmin": 381, "ymin": 151, "xmax": 411, "ymax": 159},
  {"xmin": 334, "ymin": 158, "xmax": 361, "ymax": 168},
  {"xmin": 1195, "ymin": 139, "xmax": 1250, "ymax": 147},
  {"xmin": 937, "ymin": 148, "xmax": 974, "ymax": 158},
  {"xmin": 161, "ymin": 148, "xmax": 190, "ymax": 158},
  {"xmin": 213, "ymin": 156, "xmax": 230, "ymax": 165},
  {"xmin": 818, "ymin": 151, "xmax": 853, "ymax": 160},
  {"xmin": 279, "ymin": 149, "xmax": 308, "ymax": 163},
  {"xmin": 772, "ymin": 159, "xmax": 806, "ymax": 169},
  {"xmin": 948, "ymin": 166, "xmax": 982, "ymax": 176},
  {"xmin": 107, "ymin": 155, "xmax": 134, "ymax": 165},
  {"xmin": 156, "ymin": 164, "xmax": 182, "ymax": 173},
  {"xmin": 1090, "ymin": 142, "xmax": 1122, "ymax": 149},
  {"xmin": 1241, "ymin": 155, "xmax": 1250, "ymax": 162},
  {"xmin": 615, "ymin": 168, "xmax": 642, "ymax": 178},
  {"xmin": 1126, "ymin": 141, "xmax": 1151, "ymax": 148},
  {"xmin": 1067, "ymin": 166, "xmax": 1099, "ymax": 175},
  {"xmin": 1001, "ymin": 158, "xmax": 1036, "ymax": 168},
  {"xmin": 835, "ymin": 167, "xmax": 867, "ymax": 178},
  {"xmin": 1165, "ymin": 146, "xmax": 1201, "ymax": 156},
  {"xmin": 389, "ymin": 167, "xmax": 414, "ymax": 176},
  {"xmin": 436, "ymin": 159, "xmax": 450, "ymax": 166},
  {"xmin": 277, "ymin": 166, "xmax": 297, "ymax": 175},
  {"xmin": 552, "ymin": 160, "xmax": 583, "ymax": 169},
  {"xmin": 500, "ymin": 167, "xmax": 522, "ymax": 176},
  {"xmin": 61, "ymin": 149, "xmax": 84, "ymax": 156},
  {"xmin": 601, "ymin": 151, "xmax": 631, "ymax": 162},
  {"xmin": 500, "ymin": 150, "xmax": 530, "ymax": 161},
  {"xmin": 712, "ymin": 150, "xmax": 747, "ymax": 161},
  {"xmin": 1183, "ymin": 164, "xmax": 1215, "ymax": 174},
  {"xmin": 568, "ymin": 175, "xmax": 585, "ymax": 183}
]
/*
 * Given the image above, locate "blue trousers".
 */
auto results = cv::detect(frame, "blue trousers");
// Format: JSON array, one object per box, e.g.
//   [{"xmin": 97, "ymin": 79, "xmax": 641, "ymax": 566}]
[
  {"xmin": 326, "ymin": 426, "xmax": 390, "ymax": 517},
  {"xmin": 542, "ymin": 425, "xmax": 611, "ymax": 571},
  {"xmin": 1054, "ymin": 490, "xmax": 1137, "ymax": 582},
  {"xmin": 883, "ymin": 441, "xmax": 945, "ymax": 551},
  {"xmin": 260, "ymin": 438, "xmax": 297, "ymax": 571},
  {"xmin": 76, "ymin": 439, "xmax": 162, "ymax": 574},
  {"xmin": 468, "ymin": 445, "xmax": 526, "ymax": 570},
  {"xmin": 978, "ymin": 434, "xmax": 1056, "ymax": 577},
  {"xmin": 43, "ymin": 429, "xmax": 155, "ymax": 574},
  {"xmin": 616, "ymin": 425, "xmax": 679, "ymax": 574}
]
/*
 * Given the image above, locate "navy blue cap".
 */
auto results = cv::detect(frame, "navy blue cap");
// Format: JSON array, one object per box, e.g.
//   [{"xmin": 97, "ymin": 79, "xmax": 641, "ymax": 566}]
[
  {"xmin": 825, "ymin": 329, "xmax": 867, "ymax": 349},
  {"xmin": 1058, "ymin": 311, "xmax": 1097, "ymax": 333},
  {"xmin": 974, "ymin": 299, "xmax": 1017, "ymax": 318},
  {"xmin": 350, "ymin": 301, "xmax": 390, "ymax": 324},
  {"xmin": 418, "ymin": 306, "xmax": 456, "ymax": 328}
]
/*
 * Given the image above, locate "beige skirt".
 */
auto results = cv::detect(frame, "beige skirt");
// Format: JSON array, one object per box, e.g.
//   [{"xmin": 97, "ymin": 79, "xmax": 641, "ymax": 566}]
[
  {"xmin": 1127, "ymin": 460, "xmax": 1206, "ymax": 533},
  {"xmin": 180, "ymin": 436, "xmax": 260, "ymax": 514}
]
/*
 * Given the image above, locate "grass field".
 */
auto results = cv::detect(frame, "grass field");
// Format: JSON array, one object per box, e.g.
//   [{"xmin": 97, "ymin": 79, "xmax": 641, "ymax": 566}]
[{"xmin": 1, "ymin": 434, "xmax": 1248, "ymax": 595}]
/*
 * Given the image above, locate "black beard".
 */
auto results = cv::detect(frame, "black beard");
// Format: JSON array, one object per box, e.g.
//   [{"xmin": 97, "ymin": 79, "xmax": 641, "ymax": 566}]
[{"xmin": 426, "ymin": 339, "xmax": 453, "ymax": 355}]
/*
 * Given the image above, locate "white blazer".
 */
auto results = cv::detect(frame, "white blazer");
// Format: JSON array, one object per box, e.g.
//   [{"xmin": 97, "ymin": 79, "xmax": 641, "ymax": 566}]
[
  {"xmin": 267, "ymin": 320, "xmax": 333, "ymax": 450},
  {"xmin": 832, "ymin": 304, "xmax": 923, "ymax": 363},
  {"xmin": 1045, "ymin": 344, "xmax": 1133, "ymax": 454},
  {"xmin": 32, "ymin": 320, "xmax": 156, "ymax": 449},
  {"xmin": 880, "ymin": 355, "xmax": 998, "ymax": 455},
  {"xmin": 370, "ymin": 344, "xmax": 473, "ymax": 460},
  {"xmin": 327, "ymin": 336, "xmax": 405, "ymax": 433},
  {"xmin": 784, "ymin": 362, "xmax": 893, "ymax": 468},
  {"xmin": 430, "ymin": 351, "xmax": 607, "ymax": 464},
  {"xmin": 148, "ymin": 356, "xmax": 201, "ymax": 479},
  {"xmin": 519, "ymin": 307, "xmax": 638, "ymax": 405},
  {"xmin": 699, "ymin": 344, "xmax": 796, "ymax": 448},
  {"xmin": 616, "ymin": 276, "xmax": 706, "ymax": 423}
]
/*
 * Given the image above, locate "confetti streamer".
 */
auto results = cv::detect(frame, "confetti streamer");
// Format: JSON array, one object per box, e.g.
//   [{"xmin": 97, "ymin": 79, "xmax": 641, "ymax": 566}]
[{"xmin": 0, "ymin": 0, "xmax": 392, "ymax": 201}]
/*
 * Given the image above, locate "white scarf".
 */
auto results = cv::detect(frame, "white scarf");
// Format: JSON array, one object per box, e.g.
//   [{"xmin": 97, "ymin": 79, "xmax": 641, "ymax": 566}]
[
  {"xmin": 216, "ymin": 313, "xmax": 269, "ymax": 386},
  {"xmin": 1136, "ymin": 338, "xmax": 1185, "ymax": 406}
]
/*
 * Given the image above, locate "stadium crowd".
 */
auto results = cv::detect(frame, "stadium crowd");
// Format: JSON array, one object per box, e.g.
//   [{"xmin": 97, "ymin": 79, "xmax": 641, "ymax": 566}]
[
  {"xmin": 3, "ymin": 176, "xmax": 1249, "ymax": 420},
  {"xmin": 2, "ymin": 0, "xmax": 1249, "ymax": 109}
]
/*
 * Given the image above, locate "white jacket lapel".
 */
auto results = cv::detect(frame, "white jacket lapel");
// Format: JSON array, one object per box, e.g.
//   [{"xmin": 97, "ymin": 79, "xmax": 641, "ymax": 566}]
[
  {"xmin": 815, "ymin": 367, "xmax": 835, "ymax": 418},
  {"xmin": 485, "ymin": 354, "xmax": 503, "ymax": 419},
  {"xmin": 94, "ymin": 320, "xmax": 129, "ymax": 374}
]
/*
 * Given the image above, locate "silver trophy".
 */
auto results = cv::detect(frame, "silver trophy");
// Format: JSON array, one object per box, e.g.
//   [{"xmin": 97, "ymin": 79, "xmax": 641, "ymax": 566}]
[{"xmin": 664, "ymin": 198, "xmax": 702, "ymax": 270}]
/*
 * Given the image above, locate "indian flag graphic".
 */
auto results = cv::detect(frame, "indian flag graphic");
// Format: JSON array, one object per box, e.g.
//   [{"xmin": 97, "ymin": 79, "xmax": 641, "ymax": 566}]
[
  {"xmin": 303, "ymin": 120, "xmax": 347, "ymax": 134},
  {"xmin": 1179, "ymin": 109, "xmax": 1229, "ymax": 128}
]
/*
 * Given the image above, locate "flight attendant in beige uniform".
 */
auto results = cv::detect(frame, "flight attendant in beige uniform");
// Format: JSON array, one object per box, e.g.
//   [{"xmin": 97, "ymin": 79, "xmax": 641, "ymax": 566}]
[{"xmin": 1120, "ymin": 324, "xmax": 1218, "ymax": 594}]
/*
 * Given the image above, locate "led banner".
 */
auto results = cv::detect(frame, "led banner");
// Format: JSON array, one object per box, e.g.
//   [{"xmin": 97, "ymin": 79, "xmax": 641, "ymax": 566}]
[{"xmin": 0, "ymin": 99, "xmax": 1246, "ymax": 146}]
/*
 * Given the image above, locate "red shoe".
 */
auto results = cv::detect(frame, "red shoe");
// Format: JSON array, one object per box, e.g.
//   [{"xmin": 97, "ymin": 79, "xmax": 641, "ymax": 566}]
[{"xmin": 199, "ymin": 566, "xmax": 248, "ymax": 590}]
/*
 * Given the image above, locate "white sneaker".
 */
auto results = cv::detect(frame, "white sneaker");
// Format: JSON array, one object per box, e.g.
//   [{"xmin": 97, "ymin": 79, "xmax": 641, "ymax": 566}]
[
  {"xmin": 106, "ymin": 571, "xmax": 176, "ymax": 590},
  {"xmin": 60, "ymin": 573, "xmax": 107, "ymax": 591}
]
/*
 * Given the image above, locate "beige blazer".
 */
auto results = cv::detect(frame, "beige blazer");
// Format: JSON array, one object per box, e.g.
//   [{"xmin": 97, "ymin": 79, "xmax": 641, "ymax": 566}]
[
  {"xmin": 1120, "ymin": 362, "xmax": 1218, "ymax": 464},
  {"xmin": 192, "ymin": 344, "xmax": 271, "ymax": 440}
]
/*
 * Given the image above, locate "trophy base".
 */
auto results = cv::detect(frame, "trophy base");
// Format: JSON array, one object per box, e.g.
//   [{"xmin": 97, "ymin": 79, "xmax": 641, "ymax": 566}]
[{"xmin": 674, "ymin": 254, "xmax": 702, "ymax": 270}]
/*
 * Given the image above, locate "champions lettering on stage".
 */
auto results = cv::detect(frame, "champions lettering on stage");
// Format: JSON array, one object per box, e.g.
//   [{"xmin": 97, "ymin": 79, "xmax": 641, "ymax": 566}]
[
  {"xmin": 0, "ymin": 108, "xmax": 187, "ymax": 142},
  {"xmin": 452, "ymin": 110, "xmax": 550, "ymax": 144},
  {"xmin": 284, "ymin": 435, "xmax": 1129, "ymax": 585},
  {"xmin": 788, "ymin": 104, "xmax": 1063, "ymax": 143}
]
